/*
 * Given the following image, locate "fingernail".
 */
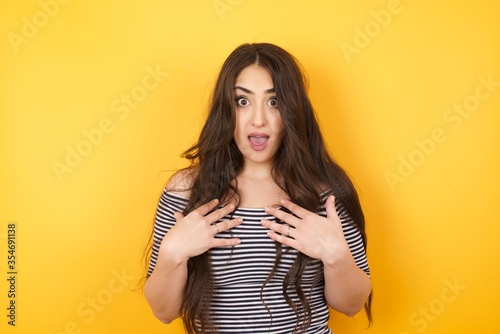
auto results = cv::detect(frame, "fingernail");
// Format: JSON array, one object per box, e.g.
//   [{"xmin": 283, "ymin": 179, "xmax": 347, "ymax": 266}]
[
  {"xmin": 228, "ymin": 204, "xmax": 235, "ymax": 210},
  {"xmin": 213, "ymin": 198, "xmax": 219, "ymax": 203},
  {"xmin": 330, "ymin": 195, "xmax": 335, "ymax": 202},
  {"xmin": 260, "ymin": 219, "xmax": 267, "ymax": 225},
  {"xmin": 237, "ymin": 217, "xmax": 243, "ymax": 223},
  {"xmin": 280, "ymin": 199, "xmax": 286, "ymax": 205},
  {"xmin": 264, "ymin": 206, "xmax": 270, "ymax": 213}
]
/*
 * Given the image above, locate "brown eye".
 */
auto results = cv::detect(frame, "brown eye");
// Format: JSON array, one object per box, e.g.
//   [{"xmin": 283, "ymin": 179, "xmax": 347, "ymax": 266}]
[
  {"xmin": 268, "ymin": 98, "xmax": 278, "ymax": 108},
  {"xmin": 236, "ymin": 97, "xmax": 250, "ymax": 107}
]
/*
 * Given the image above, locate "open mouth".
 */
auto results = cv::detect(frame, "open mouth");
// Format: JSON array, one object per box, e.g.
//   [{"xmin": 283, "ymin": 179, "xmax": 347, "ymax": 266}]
[{"xmin": 248, "ymin": 135, "xmax": 269, "ymax": 151}]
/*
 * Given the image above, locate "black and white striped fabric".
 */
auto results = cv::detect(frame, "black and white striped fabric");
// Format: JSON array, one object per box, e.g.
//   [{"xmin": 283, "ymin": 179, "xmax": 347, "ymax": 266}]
[{"xmin": 148, "ymin": 189, "xmax": 370, "ymax": 333}]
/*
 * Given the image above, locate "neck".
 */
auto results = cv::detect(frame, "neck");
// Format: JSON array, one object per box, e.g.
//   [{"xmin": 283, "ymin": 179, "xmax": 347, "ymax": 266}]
[{"xmin": 239, "ymin": 161, "xmax": 274, "ymax": 180}]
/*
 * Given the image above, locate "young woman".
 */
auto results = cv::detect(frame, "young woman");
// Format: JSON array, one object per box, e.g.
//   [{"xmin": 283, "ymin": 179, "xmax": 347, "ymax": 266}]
[{"xmin": 144, "ymin": 43, "xmax": 372, "ymax": 333}]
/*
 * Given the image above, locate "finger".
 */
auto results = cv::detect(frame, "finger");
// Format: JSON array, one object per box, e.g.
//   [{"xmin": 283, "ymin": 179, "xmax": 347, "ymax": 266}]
[
  {"xmin": 265, "ymin": 206, "xmax": 300, "ymax": 227},
  {"xmin": 173, "ymin": 211, "xmax": 185, "ymax": 222},
  {"xmin": 215, "ymin": 217, "xmax": 243, "ymax": 232},
  {"xmin": 279, "ymin": 199, "xmax": 311, "ymax": 219},
  {"xmin": 266, "ymin": 230, "xmax": 299, "ymax": 249},
  {"xmin": 212, "ymin": 222, "xmax": 221, "ymax": 234},
  {"xmin": 192, "ymin": 199, "xmax": 220, "ymax": 216},
  {"xmin": 261, "ymin": 219, "xmax": 292, "ymax": 237},
  {"xmin": 325, "ymin": 195, "xmax": 339, "ymax": 221},
  {"xmin": 212, "ymin": 237, "xmax": 241, "ymax": 248},
  {"xmin": 204, "ymin": 203, "xmax": 235, "ymax": 224}
]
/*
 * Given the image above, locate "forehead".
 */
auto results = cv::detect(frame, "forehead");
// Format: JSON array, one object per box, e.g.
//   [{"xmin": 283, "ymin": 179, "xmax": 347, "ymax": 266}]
[{"xmin": 234, "ymin": 65, "xmax": 273, "ymax": 89}]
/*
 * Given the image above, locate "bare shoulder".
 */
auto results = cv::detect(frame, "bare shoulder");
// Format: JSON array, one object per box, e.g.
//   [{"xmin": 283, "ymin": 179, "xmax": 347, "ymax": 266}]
[{"xmin": 165, "ymin": 167, "xmax": 197, "ymax": 199}]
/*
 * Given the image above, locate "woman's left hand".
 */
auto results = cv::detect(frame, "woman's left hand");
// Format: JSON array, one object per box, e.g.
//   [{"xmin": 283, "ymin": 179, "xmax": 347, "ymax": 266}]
[{"xmin": 261, "ymin": 195, "xmax": 351, "ymax": 262}]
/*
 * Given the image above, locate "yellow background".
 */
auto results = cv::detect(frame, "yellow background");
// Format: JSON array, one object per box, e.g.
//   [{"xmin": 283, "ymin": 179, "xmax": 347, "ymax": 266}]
[{"xmin": 1, "ymin": 0, "xmax": 499, "ymax": 333}]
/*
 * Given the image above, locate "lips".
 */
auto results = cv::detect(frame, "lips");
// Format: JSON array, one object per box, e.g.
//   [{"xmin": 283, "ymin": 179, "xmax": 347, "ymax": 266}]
[{"xmin": 248, "ymin": 133, "xmax": 269, "ymax": 151}]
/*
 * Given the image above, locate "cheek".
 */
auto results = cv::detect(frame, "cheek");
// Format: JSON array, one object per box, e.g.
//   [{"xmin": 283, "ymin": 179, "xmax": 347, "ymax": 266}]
[
  {"xmin": 233, "ymin": 117, "xmax": 245, "ymax": 143},
  {"xmin": 274, "ymin": 115, "xmax": 284, "ymax": 136}
]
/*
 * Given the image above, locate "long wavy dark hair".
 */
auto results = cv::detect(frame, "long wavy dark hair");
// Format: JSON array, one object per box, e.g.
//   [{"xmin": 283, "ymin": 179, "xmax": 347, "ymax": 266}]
[{"xmin": 154, "ymin": 43, "xmax": 371, "ymax": 333}]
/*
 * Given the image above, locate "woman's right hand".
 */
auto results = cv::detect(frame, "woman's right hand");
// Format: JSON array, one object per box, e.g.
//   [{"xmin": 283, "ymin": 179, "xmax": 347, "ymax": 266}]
[{"xmin": 159, "ymin": 199, "xmax": 242, "ymax": 263}]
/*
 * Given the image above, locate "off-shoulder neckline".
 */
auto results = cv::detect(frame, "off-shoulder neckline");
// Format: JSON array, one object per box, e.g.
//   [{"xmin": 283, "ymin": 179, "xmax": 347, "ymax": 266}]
[{"xmin": 164, "ymin": 189, "xmax": 332, "ymax": 211}]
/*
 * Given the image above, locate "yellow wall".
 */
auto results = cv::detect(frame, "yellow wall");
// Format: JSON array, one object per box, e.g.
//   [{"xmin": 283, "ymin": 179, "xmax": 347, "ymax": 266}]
[{"xmin": 1, "ymin": 1, "xmax": 499, "ymax": 333}]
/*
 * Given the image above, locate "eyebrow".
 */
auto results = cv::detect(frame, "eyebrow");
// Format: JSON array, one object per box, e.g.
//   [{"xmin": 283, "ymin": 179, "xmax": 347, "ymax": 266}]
[{"xmin": 233, "ymin": 86, "xmax": 275, "ymax": 94}]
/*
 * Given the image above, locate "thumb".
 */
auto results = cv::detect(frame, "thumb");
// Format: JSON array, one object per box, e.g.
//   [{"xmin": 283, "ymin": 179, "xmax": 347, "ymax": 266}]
[
  {"xmin": 173, "ymin": 211, "xmax": 185, "ymax": 222},
  {"xmin": 325, "ymin": 195, "xmax": 339, "ymax": 221}
]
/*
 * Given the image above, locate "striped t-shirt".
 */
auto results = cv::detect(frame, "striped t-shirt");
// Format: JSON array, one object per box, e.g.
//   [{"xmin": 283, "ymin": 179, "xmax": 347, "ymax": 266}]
[{"xmin": 148, "ymin": 189, "xmax": 370, "ymax": 333}]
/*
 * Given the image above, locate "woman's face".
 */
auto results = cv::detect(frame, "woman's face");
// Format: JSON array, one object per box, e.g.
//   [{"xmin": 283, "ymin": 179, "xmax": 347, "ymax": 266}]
[{"xmin": 233, "ymin": 64, "xmax": 284, "ymax": 169}]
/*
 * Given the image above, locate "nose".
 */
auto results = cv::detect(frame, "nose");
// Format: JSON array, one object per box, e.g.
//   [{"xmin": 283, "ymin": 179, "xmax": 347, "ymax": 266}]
[{"xmin": 251, "ymin": 103, "xmax": 266, "ymax": 127}]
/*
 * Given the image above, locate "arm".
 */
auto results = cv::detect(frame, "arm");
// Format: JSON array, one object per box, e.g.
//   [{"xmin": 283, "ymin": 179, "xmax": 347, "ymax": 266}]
[
  {"xmin": 322, "ymin": 235, "xmax": 371, "ymax": 316},
  {"xmin": 144, "ymin": 191, "xmax": 242, "ymax": 324},
  {"xmin": 144, "ymin": 174, "xmax": 191, "ymax": 324},
  {"xmin": 144, "ymin": 244, "xmax": 188, "ymax": 324}
]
